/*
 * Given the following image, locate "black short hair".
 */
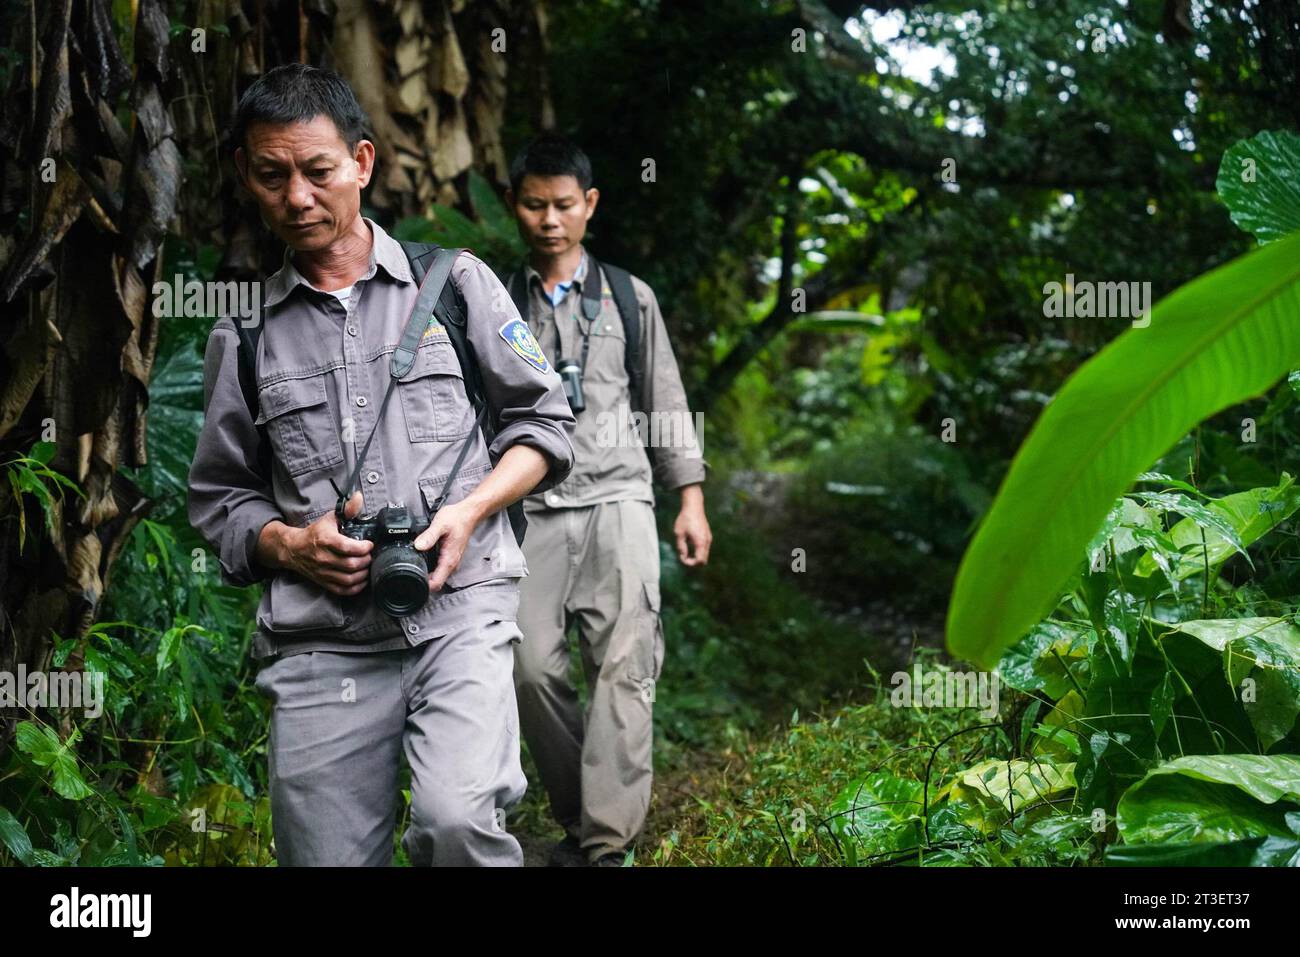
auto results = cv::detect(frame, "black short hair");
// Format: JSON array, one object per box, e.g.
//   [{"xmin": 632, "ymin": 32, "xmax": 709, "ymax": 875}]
[
  {"xmin": 229, "ymin": 64, "xmax": 371, "ymax": 155},
  {"xmin": 509, "ymin": 133, "xmax": 593, "ymax": 194}
]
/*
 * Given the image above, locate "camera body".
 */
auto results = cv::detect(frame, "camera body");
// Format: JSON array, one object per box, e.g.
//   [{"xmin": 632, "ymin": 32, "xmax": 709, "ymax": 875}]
[
  {"xmin": 337, "ymin": 503, "xmax": 436, "ymax": 617},
  {"xmin": 557, "ymin": 357, "xmax": 585, "ymax": 413}
]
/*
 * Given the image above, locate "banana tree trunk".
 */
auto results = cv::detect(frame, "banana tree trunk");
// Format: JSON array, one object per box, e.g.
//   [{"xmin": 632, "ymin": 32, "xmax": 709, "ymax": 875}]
[{"xmin": 0, "ymin": 0, "xmax": 541, "ymax": 748}]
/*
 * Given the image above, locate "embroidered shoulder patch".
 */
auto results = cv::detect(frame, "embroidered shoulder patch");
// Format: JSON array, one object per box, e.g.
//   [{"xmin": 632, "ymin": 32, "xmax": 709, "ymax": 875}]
[
  {"xmin": 421, "ymin": 314, "xmax": 447, "ymax": 340},
  {"xmin": 499, "ymin": 318, "xmax": 549, "ymax": 373}
]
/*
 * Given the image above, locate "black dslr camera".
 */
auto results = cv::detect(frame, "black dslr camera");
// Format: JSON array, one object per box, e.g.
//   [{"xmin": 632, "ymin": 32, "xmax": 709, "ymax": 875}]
[
  {"xmin": 336, "ymin": 502, "xmax": 436, "ymax": 617},
  {"xmin": 556, "ymin": 357, "xmax": 585, "ymax": 413}
]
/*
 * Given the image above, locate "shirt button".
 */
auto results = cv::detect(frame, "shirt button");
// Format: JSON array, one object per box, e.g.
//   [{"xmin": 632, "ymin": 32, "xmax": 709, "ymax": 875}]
[
  {"xmin": 356, "ymin": 396, "xmax": 368, "ymax": 407},
  {"xmin": 605, "ymin": 324, "xmax": 612, "ymax": 332},
  {"xmin": 366, "ymin": 470, "xmax": 379, "ymax": 484},
  {"xmin": 546, "ymin": 493, "xmax": 559, "ymax": 506},
  {"xmin": 347, "ymin": 324, "xmax": 358, "ymax": 336},
  {"xmin": 407, "ymin": 623, "xmax": 420, "ymax": 635}
]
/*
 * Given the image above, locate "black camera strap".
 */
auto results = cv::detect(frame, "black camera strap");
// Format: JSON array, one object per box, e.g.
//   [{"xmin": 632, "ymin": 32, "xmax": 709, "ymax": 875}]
[
  {"xmin": 332, "ymin": 248, "xmax": 482, "ymax": 521},
  {"xmin": 427, "ymin": 404, "xmax": 489, "ymax": 512},
  {"xmin": 509, "ymin": 256, "xmax": 603, "ymax": 370},
  {"xmin": 576, "ymin": 257, "xmax": 602, "ymax": 370}
]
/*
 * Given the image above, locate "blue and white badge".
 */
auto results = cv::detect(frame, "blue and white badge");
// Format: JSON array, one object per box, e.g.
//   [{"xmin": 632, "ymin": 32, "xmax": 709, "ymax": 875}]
[{"xmin": 499, "ymin": 318, "xmax": 549, "ymax": 373}]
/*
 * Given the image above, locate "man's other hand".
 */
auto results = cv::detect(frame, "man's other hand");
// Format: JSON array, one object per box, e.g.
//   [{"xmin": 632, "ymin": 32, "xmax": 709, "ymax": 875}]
[
  {"xmin": 674, "ymin": 484, "xmax": 712, "ymax": 567},
  {"xmin": 413, "ymin": 499, "xmax": 481, "ymax": 593}
]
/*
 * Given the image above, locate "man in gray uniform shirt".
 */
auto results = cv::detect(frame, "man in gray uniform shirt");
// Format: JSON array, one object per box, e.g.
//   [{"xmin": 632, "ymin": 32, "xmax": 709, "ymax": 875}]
[
  {"xmin": 186, "ymin": 65, "xmax": 575, "ymax": 866},
  {"xmin": 504, "ymin": 134, "xmax": 712, "ymax": 867}
]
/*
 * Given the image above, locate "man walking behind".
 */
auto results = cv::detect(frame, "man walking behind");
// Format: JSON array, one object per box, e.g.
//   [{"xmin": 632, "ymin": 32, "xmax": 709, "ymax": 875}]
[{"xmin": 503, "ymin": 134, "xmax": 712, "ymax": 867}]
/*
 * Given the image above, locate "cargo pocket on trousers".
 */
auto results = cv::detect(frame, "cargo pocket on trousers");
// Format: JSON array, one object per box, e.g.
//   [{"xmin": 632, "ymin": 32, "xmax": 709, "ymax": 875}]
[{"xmin": 632, "ymin": 580, "xmax": 664, "ymax": 704}]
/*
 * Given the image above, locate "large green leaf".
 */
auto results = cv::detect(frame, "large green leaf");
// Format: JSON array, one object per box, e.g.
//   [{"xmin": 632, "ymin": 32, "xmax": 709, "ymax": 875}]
[
  {"xmin": 1116, "ymin": 754, "xmax": 1300, "ymax": 844},
  {"xmin": 1133, "ymin": 476, "xmax": 1300, "ymax": 580},
  {"xmin": 1106, "ymin": 836, "xmax": 1296, "ymax": 866},
  {"xmin": 940, "ymin": 757, "xmax": 1076, "ymax": 817},
  {"xmin": 1167, "ymin": 617, "xmax": 1300, "ymax": 749},
  {"xmin": 947, "ymin": 231, "xmax": 1300, "ymax": 668},
  {"xmin": 142, "ymin": 342, "xmax": 204, "ymax": 516},
  {"xmin": 14, "ymin": 721, "xmax": 93, "ymax": 801},
  {"xmin": 1167, "ymin": 617, "xmax": 1300, "ymax": 655},
  {"xmin": 826, "ymin": 771, "xmax": 925, "ymax": 856},
  {"xmin": 0, "ymin": 806, "xmax": 34, "ymax": 865},
  {"xmin": 1086, "ymin": 496, "xmax": 1160, "ymax": 558},
  {"xmin": 996, "ymin": 621, "xmax": 1092, "ymax": 699},
  {"xmin": 1217, "ymin": 130, "xmax": 1300, "ymax": 245}
]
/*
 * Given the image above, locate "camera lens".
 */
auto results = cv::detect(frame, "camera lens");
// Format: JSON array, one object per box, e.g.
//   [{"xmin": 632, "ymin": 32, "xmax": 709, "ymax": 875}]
[{"xmin": 370, "ymin": 541, "xmax": 430, "ymax": 617}]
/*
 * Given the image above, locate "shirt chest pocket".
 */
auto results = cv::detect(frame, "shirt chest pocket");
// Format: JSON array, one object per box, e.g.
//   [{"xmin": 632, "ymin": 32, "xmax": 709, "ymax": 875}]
[
  {"xmin": 583, "ymin": 312, "xmax": 628, "ymax": 384},
  {"xmin": 256, "ymin": 375, "xmax": 346, "ymax": 477},
  {"xmin": 396, "ymin": 334, "xmax": 473, "ymax": 442}
]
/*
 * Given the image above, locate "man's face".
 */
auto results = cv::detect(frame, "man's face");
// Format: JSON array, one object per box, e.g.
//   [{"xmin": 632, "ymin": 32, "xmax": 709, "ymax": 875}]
[
  {"xmin": 509, "ymin": 174, "xmax": 598, "ymax": 257},
  {"xmin": 234, "ymin": 114, "xmax": 374, "ymax": 252}
]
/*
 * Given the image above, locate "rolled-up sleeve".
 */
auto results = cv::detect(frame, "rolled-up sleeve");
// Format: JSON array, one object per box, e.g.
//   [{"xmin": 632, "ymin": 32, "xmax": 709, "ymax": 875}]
[
  {"xmin": 636, "ymin": 278, "xmax": 708, "ymax": 490},
  {"xmin": 454, "ymin": 251, "xmax": 576, "ymax": 493},
  {"xmin": 186, "ymin": 318, "xmax": 285, "ymax": 587}
]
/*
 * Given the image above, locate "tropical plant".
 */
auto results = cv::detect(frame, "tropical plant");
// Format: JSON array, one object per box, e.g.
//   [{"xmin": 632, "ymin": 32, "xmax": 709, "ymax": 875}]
[{"xmin": 942, "ymin": 130, "xmax": 1300, "ymax": 866}]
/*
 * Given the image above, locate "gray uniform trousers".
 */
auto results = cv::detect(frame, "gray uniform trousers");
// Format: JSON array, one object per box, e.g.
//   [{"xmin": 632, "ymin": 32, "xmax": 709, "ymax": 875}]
[
  {"xmin": 512, "ymin": 500, "xmax": 665, "ymax": 861},
  {"xmin": 253, "ymin": 615, "xmax": 528, "ymax": 866}
]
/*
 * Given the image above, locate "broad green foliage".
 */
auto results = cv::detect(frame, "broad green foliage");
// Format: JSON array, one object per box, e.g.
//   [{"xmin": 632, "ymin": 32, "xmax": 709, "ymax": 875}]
[
  {"xmin": 826, "ymin": 771, "xmax": 924, "ymax": 861},
  {"xmin": 996, "ymin": 621, "xmax": 1093, "ymax": 699},
  {"xmin": 1106, "ymin": 832, "xmax": 1300, "ymax": 867},
  {"xmin": 1166, "ymin": 618, "xmax": 1300, "ymax": 750},
  {"xmin": 1117, "ymin": 755, "xmax": 1300, "ymax": 843},
  {"xmin": 948, "ymin": 117, "xmax": 1300, "ymax": 666},
  {"xmin": 140, "ymin": 343, "xmax": 206, "ymax": 518},
  {"xmin": 15, "ymin": 722, "xmax": 93, "ymax": 802},
  {"xmin": 1133, "ymin": 476, "xmax": 1300, "ymax": 581},
  {"xmin": 936, "ymin": 128, "xmax": 1300, "ymax": 868},
  {"xmin": 392, "ymin": 169, "xmax": 525, "ymax": 274},
  {"xmin": 948, "ymin": 231, "xmax": 1300, "ymax": 667},
  {"xmin": 0, "ymin": 806, "xmax": 34, "ymax": 865},
  {"xmin": 1216, "ymin": 131, "xmax": 1300, "ymax": 245},
  {"xmin": 940, "ymin": 758, "xmax": 1076, "ymax": 819}
]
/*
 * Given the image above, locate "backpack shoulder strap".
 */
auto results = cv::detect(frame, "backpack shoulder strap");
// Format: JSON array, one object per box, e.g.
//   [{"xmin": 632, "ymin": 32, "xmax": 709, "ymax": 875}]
[
  {"xmin": 587, "ymin": 257, "xmax": 643, "ymax": 414},
  {"xmin": 398, "ymin": 241, "xmax": 478, "ymax": 398},
  {"xmin": 233, "ymin": 320, "xmax": 262, "ymax": 420},
  {"xmin": 233, "ymin": 319, "xmax": 272, "ymax": 479},
  {"xmin": 399, "ymin": 240, "xmax": 438, "ymax": 284},
  {"xmin": 506, "ymin": 268, "xmax": 530, "ymax": 325},
  {"xmin": 400, "ymin": 240, "xmax": 529, "ymax": 546}
]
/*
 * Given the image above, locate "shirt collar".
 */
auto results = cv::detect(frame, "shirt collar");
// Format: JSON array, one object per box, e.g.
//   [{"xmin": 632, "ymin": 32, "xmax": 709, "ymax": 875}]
[
  {"xmin": 264, "ymin": 217, "xmax": 413, "ymax": 309},
  {"xmin": 523, "ymin": 247, "xmax": 591, "ymax": 304}
]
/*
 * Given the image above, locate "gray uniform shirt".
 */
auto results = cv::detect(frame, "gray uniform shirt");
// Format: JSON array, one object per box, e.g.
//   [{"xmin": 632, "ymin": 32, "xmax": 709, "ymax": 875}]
[
  {"xmin": 516, "ymin": 248, "xmax": 706, "ymax": 513},
  {"xmin": 187, "ymin": 218, "xmax": 576, "ymax": 659}
]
